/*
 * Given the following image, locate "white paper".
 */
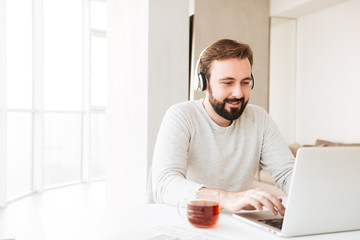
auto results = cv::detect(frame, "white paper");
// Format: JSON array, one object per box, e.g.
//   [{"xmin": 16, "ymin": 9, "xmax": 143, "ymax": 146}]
[{"xmin": 120, "ymin": 225, "xmax": 220, "ymax": 240}]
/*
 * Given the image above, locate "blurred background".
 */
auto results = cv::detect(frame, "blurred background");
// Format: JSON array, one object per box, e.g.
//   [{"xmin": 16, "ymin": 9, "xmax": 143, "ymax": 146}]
[{"xmin": 1, "ymin": 0, "xmax": 360, "ymax": 208}]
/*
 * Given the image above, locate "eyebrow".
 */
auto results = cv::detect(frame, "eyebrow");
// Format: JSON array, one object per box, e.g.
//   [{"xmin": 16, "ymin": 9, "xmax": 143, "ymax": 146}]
[
  {"xmin": 218, "ymin": 76, "xmax": 252, "ymax": 81},
  {"xmin": 218, "ymin": 77, "xmax": 235, "ymax": 81}
]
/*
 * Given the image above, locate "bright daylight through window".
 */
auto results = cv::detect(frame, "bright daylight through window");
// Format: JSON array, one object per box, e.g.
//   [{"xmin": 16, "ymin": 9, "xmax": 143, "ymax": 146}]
[{"xmin": 0, "ymin": 0, "xmax": 107, "ymax": 205}]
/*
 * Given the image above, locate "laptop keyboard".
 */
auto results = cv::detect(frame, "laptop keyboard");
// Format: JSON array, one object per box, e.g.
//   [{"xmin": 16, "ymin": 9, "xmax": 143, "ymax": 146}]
[{"xmin": 258, "ymin": 218, "xmax": 284, "ymax": 230}]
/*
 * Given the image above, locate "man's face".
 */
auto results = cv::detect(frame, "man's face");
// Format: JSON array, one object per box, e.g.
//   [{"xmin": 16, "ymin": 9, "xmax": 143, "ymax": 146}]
[{"xmin": 207, "ymin": 58, "xmax": 252, "ymax": 121}]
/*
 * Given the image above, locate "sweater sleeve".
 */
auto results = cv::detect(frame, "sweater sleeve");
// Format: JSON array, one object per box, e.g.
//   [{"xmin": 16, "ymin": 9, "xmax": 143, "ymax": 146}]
[
  {"xmin": 151, "ymin": 105, "xmax": 204, "ymax": 205},
  {"xmin": 260, "ymin": 112, "xmax": 295, "ymax": 195}
]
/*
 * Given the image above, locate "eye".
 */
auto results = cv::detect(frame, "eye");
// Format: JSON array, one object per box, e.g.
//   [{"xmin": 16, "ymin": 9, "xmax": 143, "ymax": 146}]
[
  {"xmin": 220, "ymin": 81, "xmax": 233, "ymax": 86},
  {"xmin": 241, "ymin": 81, "xmax": 251, "ymax": 86}
]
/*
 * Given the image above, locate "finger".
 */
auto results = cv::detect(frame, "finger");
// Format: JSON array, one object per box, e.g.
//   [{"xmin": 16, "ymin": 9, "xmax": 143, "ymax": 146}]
[
  {"xmin": 243, "ymin": 205, "xmax": 257, "ymax": 210},
  {"xmin": 241, "ymin": 190, "xmax": 268, "ymax": 213},
  {"xmin": 271, "ymin": 197, "xmax": 286, "ymax": 216},
  {"xmin": 253, "ymin": 191, "xmax": 285, "ymax": 216},
  {"xmin": 277, "ymin": 197, "xmax": 286, "ymax": 216},
  {"xmin": 247, "ymin": 198, "xmax": 264, "ymax": 212},
  {"xmin": 269, "ymin": 197, "xmax": 285, "ymax": 216},
  {"xmin": 256, "ymin": 195, "xmax": 278, "ymax": 216}
]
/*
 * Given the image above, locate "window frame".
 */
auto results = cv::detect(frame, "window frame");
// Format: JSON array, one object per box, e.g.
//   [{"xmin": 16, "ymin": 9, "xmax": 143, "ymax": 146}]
[{"xmin": 0, "ymin": 0, "xmax": 107, "ymax": 206}]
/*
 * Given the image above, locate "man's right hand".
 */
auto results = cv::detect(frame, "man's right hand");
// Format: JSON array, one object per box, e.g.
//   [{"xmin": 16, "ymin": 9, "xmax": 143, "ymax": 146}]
[{"xmin": 199, "ymin": 187, "xmax": 285, "ymax": 216}]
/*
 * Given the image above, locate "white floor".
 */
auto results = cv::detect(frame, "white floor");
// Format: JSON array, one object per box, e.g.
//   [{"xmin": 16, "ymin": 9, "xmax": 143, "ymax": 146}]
[{"xmin": 0, "ymin": 181, "xmax": 106, "ymax": 240}]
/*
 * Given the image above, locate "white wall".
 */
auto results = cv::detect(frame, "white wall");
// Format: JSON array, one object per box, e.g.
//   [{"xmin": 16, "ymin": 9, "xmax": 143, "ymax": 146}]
[
  {"xmin": 0, "ymin": 0, "xmax": 6, "ymax": 207},
  {"xmin": 269, "ymin": 17, "xmax": 297, "ymax": 144},
  {"xmin": 270, "ymin": 0, "xmax": 360, "ymax": 145},
  {"xmin": 106, "ymin": 0, "xmax": 189, "ymax": 205},
  {"xmin": 107, "ymin": 0, "xmax": 148, "ymax": 205},
  {"xmin": 296, "ymin": 0, "xmax": 360, "ymax": 144},
  {"xmin": 270, "ymin": 0, "xmax": 347, "ymax": 18},
  {"xmin": 148, "ymin": 0, "xmax": 189, "ymax": 173}
]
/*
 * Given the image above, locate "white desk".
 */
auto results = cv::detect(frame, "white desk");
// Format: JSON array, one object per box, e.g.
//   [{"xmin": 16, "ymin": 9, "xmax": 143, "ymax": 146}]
[
  {"xmin": 108, "ymin": 204, "xmax": 360, "ymax": 240},
  {"xmin": 1, "ymin": 183, "xmax": 359, "ymax": 240},
  {"xmin": 1, "ymin": 203, "xmax": 360, "ymax": 240}
]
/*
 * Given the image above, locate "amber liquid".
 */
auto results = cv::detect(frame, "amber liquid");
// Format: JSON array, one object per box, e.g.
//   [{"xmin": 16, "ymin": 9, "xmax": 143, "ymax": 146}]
[{"xmin": 187, "ymin": 200, "xmax": 220, "ymax": 228}]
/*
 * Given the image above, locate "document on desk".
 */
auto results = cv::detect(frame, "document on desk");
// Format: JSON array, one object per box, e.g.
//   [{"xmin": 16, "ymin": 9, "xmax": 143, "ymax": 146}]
[{"xmin": 120, "ymin": 225, "xmax": 220, "ymax": 240}]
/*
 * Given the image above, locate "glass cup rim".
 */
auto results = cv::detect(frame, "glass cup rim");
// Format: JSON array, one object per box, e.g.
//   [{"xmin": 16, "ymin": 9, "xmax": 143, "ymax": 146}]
[{"xmin": 185, "ymin": 190, "xmax": 219, "ymax": 202}]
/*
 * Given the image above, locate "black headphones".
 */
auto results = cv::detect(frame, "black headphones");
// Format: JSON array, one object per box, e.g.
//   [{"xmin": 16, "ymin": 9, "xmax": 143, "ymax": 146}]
[{"xmin": 192, "ymin": 47, "xmax": 255, "ymax": 91}]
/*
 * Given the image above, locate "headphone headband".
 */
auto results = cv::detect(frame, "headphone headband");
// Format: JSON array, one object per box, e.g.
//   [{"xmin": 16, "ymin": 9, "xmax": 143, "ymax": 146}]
[
  {"xmin": 192, "ymin": 46, "xmax": 255, "ymax": 91},
  {"xmin": 192, "ymin": 47, "xmax": 209, "ymax": 91}
]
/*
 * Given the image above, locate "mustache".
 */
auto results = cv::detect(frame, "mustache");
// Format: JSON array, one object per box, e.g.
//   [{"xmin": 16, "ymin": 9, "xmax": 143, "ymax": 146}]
[{"xmin": 225, "ymin": 97, "xmax": 245, "ymax": 104}]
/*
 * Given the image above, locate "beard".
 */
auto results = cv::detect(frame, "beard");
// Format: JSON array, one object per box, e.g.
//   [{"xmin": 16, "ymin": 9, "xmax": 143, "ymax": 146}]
[{"xmin": 208, "ymin": 85, "xmax": 249, "ymax": 121}]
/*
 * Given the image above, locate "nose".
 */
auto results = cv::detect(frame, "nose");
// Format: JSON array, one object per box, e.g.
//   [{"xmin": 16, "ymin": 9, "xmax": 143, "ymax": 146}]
[{"xmin": 231, "ymin": 82, "xmax": 244, "ymax": 98}]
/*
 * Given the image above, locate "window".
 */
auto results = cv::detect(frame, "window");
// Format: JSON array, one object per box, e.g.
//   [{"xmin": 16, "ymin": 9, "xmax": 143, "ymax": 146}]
[{"xmin": 0, "ymin": 0, "xmax": 107, "ymax": 205}]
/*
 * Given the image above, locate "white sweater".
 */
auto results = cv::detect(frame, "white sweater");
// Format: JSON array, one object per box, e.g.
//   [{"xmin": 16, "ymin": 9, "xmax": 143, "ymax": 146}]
[{"xmin": 152, "ymin": 100, "xmax": 294, "ymax": 205}]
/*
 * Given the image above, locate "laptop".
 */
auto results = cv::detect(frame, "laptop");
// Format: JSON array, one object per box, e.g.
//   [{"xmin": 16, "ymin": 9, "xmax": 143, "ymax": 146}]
[{"xmin": 233, "ymin": 147, "xmax": 360, "ymax": 237}]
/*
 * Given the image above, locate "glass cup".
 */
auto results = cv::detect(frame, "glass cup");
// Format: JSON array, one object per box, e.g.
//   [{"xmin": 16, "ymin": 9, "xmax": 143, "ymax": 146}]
[{"xmin": 178, "ymin": 190, "xmax": 220, "ymax": 228}]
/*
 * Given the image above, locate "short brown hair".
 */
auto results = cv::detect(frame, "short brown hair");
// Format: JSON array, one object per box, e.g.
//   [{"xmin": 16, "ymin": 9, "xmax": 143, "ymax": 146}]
[{"xmin": 199, "ymin": 39, "xmax": 253, "ymax": 80}]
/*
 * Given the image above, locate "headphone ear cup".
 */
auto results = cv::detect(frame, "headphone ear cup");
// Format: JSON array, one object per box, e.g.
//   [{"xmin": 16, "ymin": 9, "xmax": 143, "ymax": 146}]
[
  {"xmin": 198, "ymin": 73, "xmax": 206, "ymax": 91},
  {"xmin": 250, "ymin": 72, "xmax": 255, "ymax": 90}
]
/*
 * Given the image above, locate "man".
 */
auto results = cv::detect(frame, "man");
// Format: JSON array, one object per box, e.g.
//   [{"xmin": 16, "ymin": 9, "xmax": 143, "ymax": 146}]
[{"xmin": 152, "ymin": 39, "xmax": 294, "ymax": 216}]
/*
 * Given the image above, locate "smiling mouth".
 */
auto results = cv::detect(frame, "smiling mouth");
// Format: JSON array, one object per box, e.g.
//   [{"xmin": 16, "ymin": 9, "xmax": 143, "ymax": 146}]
[
  {"xmin": 227, "ymin": 101, "xmax": 241, "ymax": 107},
  {"xmin": 226, "ymin": 98, "xmax": 244, "ymax": 107}
]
